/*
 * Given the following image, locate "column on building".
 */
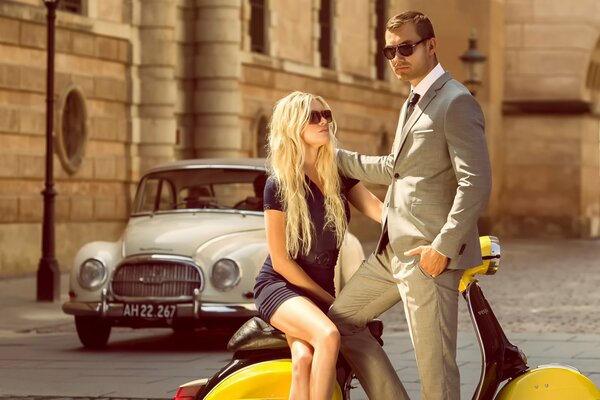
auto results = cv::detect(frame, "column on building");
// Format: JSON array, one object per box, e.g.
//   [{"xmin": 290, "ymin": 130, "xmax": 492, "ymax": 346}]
[
  {"xmin": 136, "ymin": 0, "xmax": 177, "ymax": 174},
  {"xmin": 194, "ymin": 0, "xmax": 244, "ymax": 158}
]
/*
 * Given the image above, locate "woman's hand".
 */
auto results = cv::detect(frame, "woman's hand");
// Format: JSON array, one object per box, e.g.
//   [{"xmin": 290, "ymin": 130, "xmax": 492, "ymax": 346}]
[{"xmin": 265, "ymin": 209, "xmax": 336, "ymax": 302}]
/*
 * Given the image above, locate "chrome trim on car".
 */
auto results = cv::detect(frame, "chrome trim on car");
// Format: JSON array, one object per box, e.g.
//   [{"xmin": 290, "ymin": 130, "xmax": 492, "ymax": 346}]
[
  {"xmin": 193, "ymin": 288, "xmax": 201, "ymax": 317},
  {"xmin": 131, "ymin": 208, "xmax": 264, "ymax": 218},
  {"xmin": 211, "ymin": 258, "xmax": 242, "ymax": 292},
  {"xmin": 110, "ymin": 255, "xmax": 204, "ymax": 302},
  {"xmin": 101, "ymin": 287, "xmax": 108, "ymax": 317}
]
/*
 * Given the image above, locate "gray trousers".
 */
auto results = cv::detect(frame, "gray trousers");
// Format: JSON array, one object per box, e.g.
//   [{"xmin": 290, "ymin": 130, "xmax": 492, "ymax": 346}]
[{"xmin": 328, "ymin": 245, "xmax": 462, "ymax": 400}]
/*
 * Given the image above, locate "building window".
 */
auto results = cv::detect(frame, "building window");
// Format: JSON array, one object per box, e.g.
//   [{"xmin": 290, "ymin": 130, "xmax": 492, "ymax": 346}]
[
  {"xmin": 56, "ymin": 85, "xmax": 88, "ymax": 174},
  {"xmin": 374, "ymin": 0, "xmax": 387, "ymax": 80},
  {"xmin": 319, "ymin": 0, "xmax": 333, "ymax": 68},
  {"xmin": 249, "ymin": 0, "xmax": 266, "ymax": 54},
  {"xmin": 58, "ymin": 0, "xmax": 84, "ymax": 14},
  {"xmin": 255, "ymin": 116, "xmax": 268, "ymax": 157}
]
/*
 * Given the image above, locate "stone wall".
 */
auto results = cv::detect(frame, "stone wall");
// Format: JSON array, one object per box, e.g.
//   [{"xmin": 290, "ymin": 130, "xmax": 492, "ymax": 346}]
[
  {"xmin": 500, "ymin": 0, "xmax": 600, "ymax": 237},
  {"xmin": 0, "ymin": 1, "xmax": 131, "ymax": 275},
  {"xmin": 2, "ymin": 0, "xmax": 599, "ymax": 277}
]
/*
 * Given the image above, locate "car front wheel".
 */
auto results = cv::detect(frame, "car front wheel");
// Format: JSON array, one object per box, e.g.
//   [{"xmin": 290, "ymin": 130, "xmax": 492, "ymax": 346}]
[{"xmin": 75, "ymin": 316, "xmax": 111, "ymax": 348}]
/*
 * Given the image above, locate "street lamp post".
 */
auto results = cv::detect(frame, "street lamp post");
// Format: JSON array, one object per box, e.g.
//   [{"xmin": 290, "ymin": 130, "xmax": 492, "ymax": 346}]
[
  {"xmin": 459, "ymin": 29, "xmax": 487, "ymax": 97},
  {"xmin": 37, "ymin": 0, "xmax": 61, "ymax": 302}
]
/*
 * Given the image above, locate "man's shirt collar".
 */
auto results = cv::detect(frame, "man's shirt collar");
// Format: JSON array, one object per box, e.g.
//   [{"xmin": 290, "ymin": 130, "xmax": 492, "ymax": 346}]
[{"xmin": 412, "ymin": 63, "xmax": 445, "ymax": 98}]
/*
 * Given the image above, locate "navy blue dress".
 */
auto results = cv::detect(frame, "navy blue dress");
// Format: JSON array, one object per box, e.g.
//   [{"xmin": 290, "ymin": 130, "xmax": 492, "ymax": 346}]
[{"xmin": 254, "ymin": 174, "xmax": 358, "ymax": 323}]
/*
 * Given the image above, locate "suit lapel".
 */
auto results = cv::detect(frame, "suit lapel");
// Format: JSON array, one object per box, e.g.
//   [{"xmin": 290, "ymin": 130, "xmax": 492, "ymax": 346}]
[{"xmin": 394, "ymin": 72, "xmax": 453, "ymax": 161}]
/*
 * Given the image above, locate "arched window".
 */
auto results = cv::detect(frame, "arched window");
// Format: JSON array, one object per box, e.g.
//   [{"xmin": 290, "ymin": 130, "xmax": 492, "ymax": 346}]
[
  {"xmin": 255, "ymin": 116, "xmax": 269, "ymax": 157},
  {"xmin": 319, "ymin": 0, "xmax": 333, "ymax": 68},
  {"xmin": 249, "ymin": 0, "xmax": 266, "ymax": 54},
  {"xmin": 56, "ymin": 85, "xmax": 88, "ymax": 174}
]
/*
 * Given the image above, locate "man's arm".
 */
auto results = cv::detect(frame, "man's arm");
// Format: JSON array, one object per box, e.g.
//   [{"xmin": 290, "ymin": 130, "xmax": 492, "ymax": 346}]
[
  {"xmin": 431, "ymin": 93, "xmax": 492, "ymax": 260},
  {"xmin": 336, "ymin": 149, "xmax": 395, "ymax": 186}
]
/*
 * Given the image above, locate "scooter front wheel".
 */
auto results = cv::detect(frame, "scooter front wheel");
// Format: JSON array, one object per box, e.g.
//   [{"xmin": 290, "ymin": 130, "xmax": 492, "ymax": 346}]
[
  {"xmin": 203, "ymin": 359, "xmax": 344, "ymax": 400},
  {"xmin": 495, "ymin": 364, "xmax": 600, "ymax": 399}
]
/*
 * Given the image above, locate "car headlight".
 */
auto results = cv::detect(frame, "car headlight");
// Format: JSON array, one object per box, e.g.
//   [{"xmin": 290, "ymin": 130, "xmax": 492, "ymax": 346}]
[
  {"xmin": 77, "ymin": 258, "xmax": 108, "ymax": 290},
  {"xmin": 211, "ymin": 258, "xmax": 241, "ymax": 291}
]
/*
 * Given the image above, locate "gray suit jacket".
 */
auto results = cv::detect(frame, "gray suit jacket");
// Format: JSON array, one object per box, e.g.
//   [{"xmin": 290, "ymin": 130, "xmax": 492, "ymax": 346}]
[{"xmin": 338, "ymin": 72, "xmax": 492, "ymax": 269}]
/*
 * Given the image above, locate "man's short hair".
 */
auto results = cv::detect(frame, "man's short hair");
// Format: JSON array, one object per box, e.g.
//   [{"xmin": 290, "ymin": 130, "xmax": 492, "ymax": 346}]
[{"xmin": 386, "ymin": 11, "xmax": 436, "ymax": 40}]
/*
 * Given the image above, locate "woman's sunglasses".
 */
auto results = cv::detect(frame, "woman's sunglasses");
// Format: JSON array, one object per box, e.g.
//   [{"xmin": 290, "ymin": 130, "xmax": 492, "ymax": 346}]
[
  {"xmin": 382, "ymin": 37, "xmax": 431, "ymax": 60},
  {"xmin": 308, "ymin": 110, "xmax": 333, "ymax": 124}
]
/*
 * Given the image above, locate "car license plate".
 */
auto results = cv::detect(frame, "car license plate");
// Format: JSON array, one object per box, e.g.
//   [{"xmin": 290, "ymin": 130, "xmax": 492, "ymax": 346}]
[{"xmin": 122, "ymin": 303, "xmax": 176, "ymax": 319}]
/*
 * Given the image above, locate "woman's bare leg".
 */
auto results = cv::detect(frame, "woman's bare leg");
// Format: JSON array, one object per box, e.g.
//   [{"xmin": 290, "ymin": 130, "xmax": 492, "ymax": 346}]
[
  {"xmin": 271, "ymin": 296, "xmax": 340, "ymax": 400},
  {"xmin": 287, "ymin": 336, "xmax": 313, "ymax": 400}
]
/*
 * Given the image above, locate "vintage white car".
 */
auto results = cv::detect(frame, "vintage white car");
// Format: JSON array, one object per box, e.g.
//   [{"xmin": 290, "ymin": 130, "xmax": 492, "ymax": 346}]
[{"xmin": 63, "ymin": 159, "xmax": 365, "ymax": 348}]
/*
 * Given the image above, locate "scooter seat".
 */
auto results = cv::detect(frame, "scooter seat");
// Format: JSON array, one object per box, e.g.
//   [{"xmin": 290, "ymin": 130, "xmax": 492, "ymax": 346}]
[
  {"xmin": 227, "ymin": 317, "xmax": 385, "ymax": 352},
  {"xmin": 227, "ymin": 317, "xmax": 288, "ymax": 352}
]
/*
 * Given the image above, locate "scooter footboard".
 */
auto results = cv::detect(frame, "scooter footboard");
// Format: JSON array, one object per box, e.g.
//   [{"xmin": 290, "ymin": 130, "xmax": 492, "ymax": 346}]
[
  {"xmin": 202, "ymin": 359, "xmax": 344, "ymax": 400},
  {"xmin": 495, "ymin": 364, "xmax": 600, "ymax": 400}
]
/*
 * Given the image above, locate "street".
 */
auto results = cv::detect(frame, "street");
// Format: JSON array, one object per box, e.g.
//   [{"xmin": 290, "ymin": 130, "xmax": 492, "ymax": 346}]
[{"xmin": 0, "ymin": 238, "xmax": 599, "ymax": 399}]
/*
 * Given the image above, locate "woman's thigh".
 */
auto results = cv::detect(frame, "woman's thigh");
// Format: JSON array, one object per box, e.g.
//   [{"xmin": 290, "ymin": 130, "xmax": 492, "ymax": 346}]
[{"xmin": 271, "ymin": 296, "xmax": 337, "ymax": 344}]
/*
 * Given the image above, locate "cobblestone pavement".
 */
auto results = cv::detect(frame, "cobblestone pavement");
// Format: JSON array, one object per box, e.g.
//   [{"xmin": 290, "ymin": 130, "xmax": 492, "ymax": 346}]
[
  {"xmin": 0, "ymin": 238, "xmax": 598, "ymax": 400},
  {"xmin": 377, "ymin": 238, "xmax": 600, "ymax": 334}
]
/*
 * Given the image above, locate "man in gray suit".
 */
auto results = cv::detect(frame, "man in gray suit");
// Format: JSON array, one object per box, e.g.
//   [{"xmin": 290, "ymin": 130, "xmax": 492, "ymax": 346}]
[{"xmin": 328, "ymin": 11, "xmax": 492, "ymax": 400}]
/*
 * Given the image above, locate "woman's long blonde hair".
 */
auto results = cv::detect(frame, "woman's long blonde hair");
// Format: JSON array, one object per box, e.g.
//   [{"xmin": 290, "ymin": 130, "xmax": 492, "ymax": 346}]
[{"xmin": 267, "ymin": 91, "xmax": 348, "ymax": 258}]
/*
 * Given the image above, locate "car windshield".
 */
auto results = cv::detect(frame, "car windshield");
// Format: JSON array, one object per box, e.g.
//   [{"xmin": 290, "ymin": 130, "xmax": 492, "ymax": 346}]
[{"xmin": 132, "ymin": 167, "xmax": 268, "ymax": 215}]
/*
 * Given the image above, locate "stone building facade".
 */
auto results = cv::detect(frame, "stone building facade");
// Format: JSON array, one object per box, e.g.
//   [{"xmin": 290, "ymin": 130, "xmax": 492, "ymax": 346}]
[{"xmin": 0, "ymin": 0, "xmax": 598, "ymax": 276}]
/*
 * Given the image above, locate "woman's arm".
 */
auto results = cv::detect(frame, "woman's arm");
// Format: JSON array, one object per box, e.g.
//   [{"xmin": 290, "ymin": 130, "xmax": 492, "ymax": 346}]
[
  {"xmin": 264, "ymin": 209, "xmax": 335, "ymax": 306},
  {"xmin": 347, "ymin": 182, "xmax": 383, "ymax": 224}
]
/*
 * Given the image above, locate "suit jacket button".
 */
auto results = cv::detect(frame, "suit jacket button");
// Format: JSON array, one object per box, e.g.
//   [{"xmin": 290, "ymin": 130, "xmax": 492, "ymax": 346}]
[{"xmin": 394, "ymin": 173, "xmax": 400, "ymax": 179}]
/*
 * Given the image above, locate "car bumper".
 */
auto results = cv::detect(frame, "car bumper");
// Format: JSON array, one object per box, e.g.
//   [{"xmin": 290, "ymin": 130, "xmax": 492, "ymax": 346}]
[
  {"xmin": 63, "ymin": 300, "xmax": 257, "ymax": 318},
  {"xmin": 63, "ymin": 287, "xmax": 256, "ymax": 320}
]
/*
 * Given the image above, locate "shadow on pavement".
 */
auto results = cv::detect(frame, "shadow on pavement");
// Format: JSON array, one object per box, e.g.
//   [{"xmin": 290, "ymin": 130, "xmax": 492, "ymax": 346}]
[{"xmin": 70, "ymin": 328, "xmax": 233, "ymax": 353}]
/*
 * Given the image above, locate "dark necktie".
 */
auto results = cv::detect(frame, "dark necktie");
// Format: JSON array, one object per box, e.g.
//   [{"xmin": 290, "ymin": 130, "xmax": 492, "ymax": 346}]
[{"xmin": 404, "ymin": 91, "xmax": 420, "ymax": 125}]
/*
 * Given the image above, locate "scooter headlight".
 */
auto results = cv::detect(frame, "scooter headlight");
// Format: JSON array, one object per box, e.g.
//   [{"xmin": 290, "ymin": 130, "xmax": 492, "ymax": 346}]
[
  {"xmin": 78, "ymin": 258, "xmax": 108, "ymax": 290},
  {"xmin": 211, "ymin": 258, "xmax": 241, "ymax": 291}
]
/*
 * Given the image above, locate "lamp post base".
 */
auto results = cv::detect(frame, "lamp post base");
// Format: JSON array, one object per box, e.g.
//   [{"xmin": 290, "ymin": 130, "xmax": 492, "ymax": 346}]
[{"xmin": 37, "ymin": 258, "xmax": 61, "ymax": 302}]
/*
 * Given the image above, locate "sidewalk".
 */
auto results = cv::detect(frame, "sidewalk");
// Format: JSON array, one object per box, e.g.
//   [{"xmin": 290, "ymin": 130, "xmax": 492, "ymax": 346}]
[
  {"xmin": 0, "ymin": 238, "xmax": 599, "ymax": 399},
  {"xmin": 0, "ymin": 273, "xmax": 71, "ymax": 336}
]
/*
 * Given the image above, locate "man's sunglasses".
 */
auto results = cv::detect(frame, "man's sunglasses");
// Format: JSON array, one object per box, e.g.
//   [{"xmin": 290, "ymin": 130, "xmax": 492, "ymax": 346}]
[
  {"xmin": 308, "ymin": 110, "xmax": 333, "ymax": 124},
  {"xmin": 382, "ymin": 37, "xmax": 432, "ymax": 60}
]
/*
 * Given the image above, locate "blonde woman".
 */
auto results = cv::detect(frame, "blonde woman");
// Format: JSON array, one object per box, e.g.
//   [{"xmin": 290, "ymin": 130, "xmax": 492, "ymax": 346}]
[{"xmin": 254, "ymin": 91, "xmax": 383, "ymax": 400}]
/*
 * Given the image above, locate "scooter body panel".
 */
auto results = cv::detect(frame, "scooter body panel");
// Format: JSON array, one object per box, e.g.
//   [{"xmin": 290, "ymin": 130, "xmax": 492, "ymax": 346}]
[
  {"xmin": 465, "ymin": 281, "xmax": 528, "ymax": 400},
  {"xmin": 495, "ymin": 364, "xmax": 600, "ymax": 400},
  {"xmin": 202, "ymin": 359, "xmax": 343, "ymax": 400}
]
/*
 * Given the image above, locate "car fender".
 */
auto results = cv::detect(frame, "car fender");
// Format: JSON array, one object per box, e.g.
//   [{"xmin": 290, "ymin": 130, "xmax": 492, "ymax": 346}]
[
  {"xmin": 69, "ymin": 240, "xmax": 122, "ymax": 302},
  {"xmin": 194, "ymin": 230, "xmax": 267, "ymax": 302}
]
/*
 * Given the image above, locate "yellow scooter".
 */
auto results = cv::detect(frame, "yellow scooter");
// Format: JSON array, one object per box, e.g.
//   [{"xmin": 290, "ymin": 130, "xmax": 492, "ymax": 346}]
[{"xmin": 173, "ymin": 236, "xmax": 600, "ymax": 400}]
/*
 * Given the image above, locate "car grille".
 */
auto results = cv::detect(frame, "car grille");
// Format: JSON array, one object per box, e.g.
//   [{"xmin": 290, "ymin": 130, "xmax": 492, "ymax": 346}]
[{"xmin": 111, "ymin": 258, "xmax": 203, "ymax": 300}]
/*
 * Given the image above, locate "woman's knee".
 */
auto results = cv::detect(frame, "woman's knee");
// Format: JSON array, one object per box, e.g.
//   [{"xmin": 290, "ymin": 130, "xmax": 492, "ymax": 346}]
[
  {"xmin": 316, "ymin": 325, "xmax": 340, "ymax": 350},
  {"xmin": 291, "ymin": 344, "xmax": 313, "ymax": 372}
]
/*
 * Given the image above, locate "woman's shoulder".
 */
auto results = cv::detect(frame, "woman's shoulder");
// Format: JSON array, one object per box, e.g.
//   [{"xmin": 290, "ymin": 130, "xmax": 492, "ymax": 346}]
[
  {"xmin": 263, "ymin": 175, "xmax": 284, "ymax": 211},
  {"xmin": 264, "ymin": 175, "xmax": 280, "ymax": 192}
]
